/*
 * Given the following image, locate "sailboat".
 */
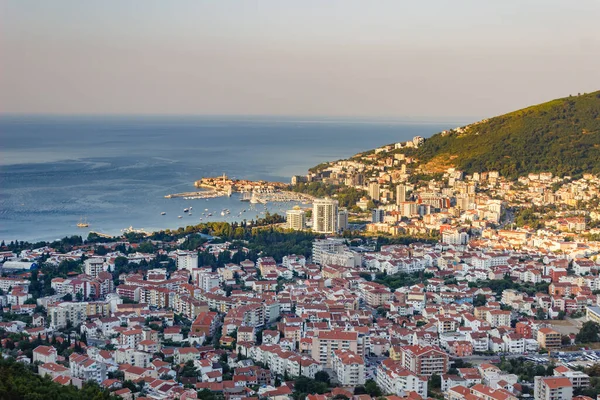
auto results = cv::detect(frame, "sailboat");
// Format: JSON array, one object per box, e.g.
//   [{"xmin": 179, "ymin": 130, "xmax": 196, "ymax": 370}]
[{"xmin": 77, "ymin": 217, "xmax": 89, "ymax": 228}]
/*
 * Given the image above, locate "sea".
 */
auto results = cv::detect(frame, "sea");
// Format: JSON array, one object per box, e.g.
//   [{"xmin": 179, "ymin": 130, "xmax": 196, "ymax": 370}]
[{"xmin": 0, "ymin": 116, "xmax": 463, "ymax": 243}]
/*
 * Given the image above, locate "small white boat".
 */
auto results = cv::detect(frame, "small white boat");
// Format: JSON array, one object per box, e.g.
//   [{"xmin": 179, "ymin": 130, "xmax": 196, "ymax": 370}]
[
  {"xmin": 161, "ymin": 212, "xmax": 166, "ymax": 215},
  {"xmin": 178, "ymin": 215, "xmax": 182, "ymax": 219},
  {"xmin": 183, "ymin": 208, "xmax": 189, "ymax": 213}
]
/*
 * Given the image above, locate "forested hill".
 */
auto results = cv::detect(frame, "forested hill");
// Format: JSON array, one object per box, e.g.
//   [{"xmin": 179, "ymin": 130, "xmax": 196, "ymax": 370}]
[{"xmin": 415, "ymin": 91, "xmax": 600, "ymax": 179}]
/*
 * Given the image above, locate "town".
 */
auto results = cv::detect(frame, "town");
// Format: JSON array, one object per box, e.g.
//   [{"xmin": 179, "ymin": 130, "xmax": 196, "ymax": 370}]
[{"xmin": 2, "ymin": 136, "xmax": 600, "ymax": 400}]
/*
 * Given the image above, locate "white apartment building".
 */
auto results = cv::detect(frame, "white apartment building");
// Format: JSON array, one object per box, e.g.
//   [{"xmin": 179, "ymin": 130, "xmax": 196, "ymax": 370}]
[
  {"xmin": 195, "ymin": 270, "xmax": 220, "ymax": 292},
  {"xmin": 396, "ymin": 184, "xmax": 406, "ymax": 204},
  {"xmin": 49, "ymin": 301, "xmax": 87, "ymax": 329},
  {"xmin": 245, "ymin": 344, "xmax": 322, "ymax": 379},
  {"xmin": 377, "ymin": 359, "xmax": 428, "ymax": 398},
  {"xmin": 84, "ymin": 257, "xmax": 105, "ymax": 278},
  {"xmin": 176, "ymin": 251, "xmax": 198, "ymax": 272},
  {"xmin": 32, "ymin": 345, "xmax": 58, "ymax": 364},
  {"xmin": 282, "ymin": 255, "xmax": 306, "ymax": 270},
  {"xmin": 70, "ymin": 353, "xmax": 107, "ymax": 384},
  {"xmin": 485, "ymin": 309, "xmax": 511, "ymax": 327},
  {"xmin": 554, "ymin": 365, "xmax": 590, "ymax": 388},
  {"xmin": 312, "ymin": 238, "xmax": 346, "ymax": 265},
  {"xmin": 311, "ymin": 330, "xmax": 358, "ymax": 368},
  {"xmin": 114, "ymin": 348, "xmax": 152, "ymax": 368},
  {"xmin": 119, "ymin": 329, "xmax": 144, "ymax": 348},
  {"xmin": 0, "ymin": 277, "xmax": 29, "ymax": 292},
  {"xmin": 312, "ymin": 198, "xmax": 339, "ymax": 234},
  {"xmin": 332, "ymin": 350, "xmax": 365, "ymax": 387},
  {"xmin": 337, "ymin": 209, "xmax": 349, "ymax": 232},
  {"xmin": 534, "ymin": 376, "xmax": 573, "ymax": 400},
  {"xmin": 286, "ymin": 208, "xmax": 306, "ymax": 230},
  {"xmin": 368, "ymin": 182, "xmax": 380, "ymax": 201},
  {"xmin": 442, "ymin": 230, "xmax": 469, "ymax": 245}
]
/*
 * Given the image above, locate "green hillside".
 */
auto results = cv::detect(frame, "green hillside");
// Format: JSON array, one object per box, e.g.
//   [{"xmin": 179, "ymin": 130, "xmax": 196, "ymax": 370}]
[{"xmin": 416, "ymin": 91, "xmax": 600, "ymax": 179}]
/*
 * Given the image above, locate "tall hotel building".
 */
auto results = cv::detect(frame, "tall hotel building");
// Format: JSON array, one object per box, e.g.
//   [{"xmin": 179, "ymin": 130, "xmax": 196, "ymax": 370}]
[
  {"xmin": 368, "ymin": 182, "xmax": 380, "ymax": 201},
  {"xmin": 313, "ymin": 198, "xmax": 339, "ymax": 233},
  {"xmin": 286, "ymin": 207, "xmax": 306, "ymax": 230},
  {"xmin": 396, "ymin": 184, "xmax": 406, "ymax": 204}
]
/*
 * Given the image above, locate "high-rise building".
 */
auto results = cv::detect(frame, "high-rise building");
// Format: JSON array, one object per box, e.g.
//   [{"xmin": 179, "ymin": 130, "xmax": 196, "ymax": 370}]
[
  {"xmin": 286, "ymin": 207, "xmax": 306, "ymax": 230},
  {"xmin": 396, "ymin": 184, "xmax": 406, "ymax": 204},
  {"xmin": 84, "ymin": 258, "xmax": 105, "ymax": 278},
  {"xmin": 372, "ymin": 208, "xmax": 385, "ymax": 223},
  {"xmin": 176, "ymin": 251, "xmax": 198, "ymax": 272},
  {"xmin": 337, "ymin": 209, "xmax": 349, "ymax": 232},
  {"xmin": 368, "ymin": 182, "xmax": 380, "ymax": 201},
  {"xmin": 312, "ymin": 198, "xmax": 339, "ymax": 233}
]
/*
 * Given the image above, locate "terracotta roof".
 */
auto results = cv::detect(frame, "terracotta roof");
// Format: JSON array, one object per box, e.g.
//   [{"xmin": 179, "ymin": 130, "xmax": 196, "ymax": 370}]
[{"xmin": 542, "ymin": 377, "xmax": 572, "ymax": 389}]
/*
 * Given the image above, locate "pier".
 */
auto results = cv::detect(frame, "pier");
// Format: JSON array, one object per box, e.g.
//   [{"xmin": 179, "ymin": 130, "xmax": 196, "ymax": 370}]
[{"xmin": 164, "ymin": 190, "xmax": 225, "ymax": 200}]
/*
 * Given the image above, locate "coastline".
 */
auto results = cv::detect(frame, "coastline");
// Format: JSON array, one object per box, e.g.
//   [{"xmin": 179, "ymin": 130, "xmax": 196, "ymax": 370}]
[
  {"xmin": 11, "ymin": 191, "xmax": 306, "ymax": 243},
  {"xmin": 1, "ymin": 116, "xmax": 448, "ymax": 242}
]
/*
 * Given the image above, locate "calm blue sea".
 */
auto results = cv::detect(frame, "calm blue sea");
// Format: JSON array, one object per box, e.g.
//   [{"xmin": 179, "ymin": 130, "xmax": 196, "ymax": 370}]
[{"xmin": 0, "ymin": 116, "xmax": 461, "ymax": 242}]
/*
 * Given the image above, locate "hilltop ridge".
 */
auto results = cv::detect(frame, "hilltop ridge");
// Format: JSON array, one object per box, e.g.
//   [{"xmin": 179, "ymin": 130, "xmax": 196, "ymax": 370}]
[
  {"xmin": 413, "ymin": 91, "xmax": 600, "ymax": 179},
  {"xmin": 316, "ymin": 91, "xmax": 600, "ymax": 180}
]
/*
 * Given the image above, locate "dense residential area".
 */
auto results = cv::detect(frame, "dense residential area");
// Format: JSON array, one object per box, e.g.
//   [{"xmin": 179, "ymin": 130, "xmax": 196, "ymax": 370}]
[{"xmin": 2, "ymin": 139, "xmax": 600, "ymax": 400}]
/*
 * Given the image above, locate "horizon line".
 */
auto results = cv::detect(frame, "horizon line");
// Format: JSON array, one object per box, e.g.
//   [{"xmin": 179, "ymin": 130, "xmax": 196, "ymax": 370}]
[{"xmin": 0, "ymin": 112, "xmax": 477, "ymax": 125}]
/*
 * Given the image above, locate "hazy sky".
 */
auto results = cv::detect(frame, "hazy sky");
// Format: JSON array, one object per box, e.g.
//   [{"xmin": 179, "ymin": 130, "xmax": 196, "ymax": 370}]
[{"xmin": 1, "ymin": 1, "xmax": 599, "ymax": 118}]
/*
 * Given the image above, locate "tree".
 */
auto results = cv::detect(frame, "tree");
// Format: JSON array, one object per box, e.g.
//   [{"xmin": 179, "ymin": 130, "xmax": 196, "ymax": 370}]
[
  {"xmin": 536, "ymin": 308, "xmax": 547, "ymax": 320},
  {"xmin": 473, "ymin": 294, "xmax": 487, "ymax": 307},
  {"xmin": 429, "ymin": 373, "xmax": 442, "ymax": 390},
  {"xmin": 293, "ymin": 376, "xmax": 328, "ymax": 395},
  {"xmin": 95, "ymin": 246, "xmax": 108, "ymax": 256},
  {"xmin": 197, "ymin": 389, "xmax": 221, "ymax": 400},
  {"xmin": 114, "ymin": 256, "xmax": 128, "ymax": 269},
  {"xmin": 576, "ymin": 322, "xmax": 600, "ymax": 343},
  {"xmin": 138, "ymin": 241, "xmax": 155, "ymax": 253},
  {"xmin": 364, "ymin": 379, "xmax": 382, "ymax": 397},
  {"xmin": 354, "ymin": 386, "xmax": 367, "ymax": 395},
  {"xmin": 314, "ymin": 370, "xmax": 330, "ymax": 384},
  {"xmin": 180, "ymin": 360, "xmax": 198, "ymax": 378}
]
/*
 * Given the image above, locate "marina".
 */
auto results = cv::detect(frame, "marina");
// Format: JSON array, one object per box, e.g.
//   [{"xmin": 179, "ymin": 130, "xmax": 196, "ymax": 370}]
[{"xmin": 165, "ymin": 175, "xmax": 315, "ymax": 206}]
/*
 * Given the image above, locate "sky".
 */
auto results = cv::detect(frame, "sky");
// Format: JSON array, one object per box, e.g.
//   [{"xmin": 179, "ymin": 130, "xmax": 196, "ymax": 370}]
[{"xmin": 1, "ymin": 1, "xmax": 599, "ymax": 119}]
